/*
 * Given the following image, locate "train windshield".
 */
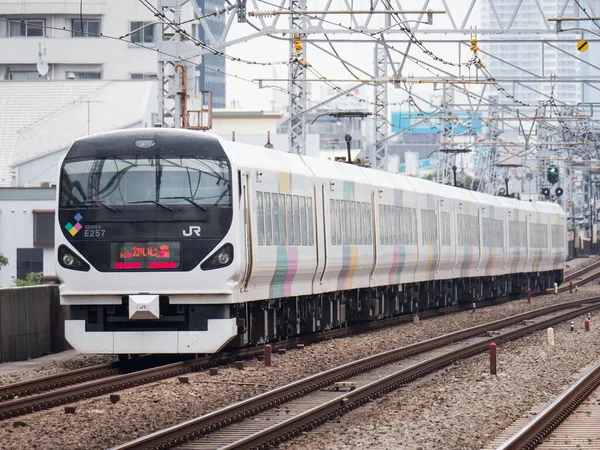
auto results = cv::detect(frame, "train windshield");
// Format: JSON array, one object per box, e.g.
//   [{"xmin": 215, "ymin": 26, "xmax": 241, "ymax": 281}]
[{"xmin": 60, "ymin": 155, "xmax": 231, "ymax": 208}]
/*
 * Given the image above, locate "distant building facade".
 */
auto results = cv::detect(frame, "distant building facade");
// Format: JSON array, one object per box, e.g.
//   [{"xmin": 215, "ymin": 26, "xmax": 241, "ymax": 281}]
[
  {"xmin": 0, "ymin": 0, "xmax": 194, "ymax": 81},
  {"xmin": 0, "ymin": 188, "xmax": 56, "ymax": 287},
  {"xmin": 480, "ymin": 0, "xmax": 580, "ymax": 105},
  {"xmin": 194, "ymin": 0, "xmax": 227, "ymax": 108}
]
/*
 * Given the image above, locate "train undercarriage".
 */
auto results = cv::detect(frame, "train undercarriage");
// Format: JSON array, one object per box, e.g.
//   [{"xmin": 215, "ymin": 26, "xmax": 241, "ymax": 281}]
[{"xmin": 230, "ymin": 270, "xmax": 564, "ymax": 348}]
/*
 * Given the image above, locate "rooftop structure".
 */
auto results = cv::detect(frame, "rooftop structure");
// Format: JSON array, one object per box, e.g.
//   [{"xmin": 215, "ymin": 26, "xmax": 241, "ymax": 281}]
[{"xmin": 0, "ymin": 80, "xmax": 156, "ymax": 187}]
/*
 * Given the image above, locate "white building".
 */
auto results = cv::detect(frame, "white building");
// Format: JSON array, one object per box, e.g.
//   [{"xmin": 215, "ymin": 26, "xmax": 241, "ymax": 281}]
[
  {"xmin": 480, "ymin": 0, "xmax": 580, "ymax": 106},
  {"xmin": 0, "ymin": 187, "xmax": 56, "ymax": 287},
  {"xmin": 0, "ymin": 0, "xmax": 195, "ymax": 81}
]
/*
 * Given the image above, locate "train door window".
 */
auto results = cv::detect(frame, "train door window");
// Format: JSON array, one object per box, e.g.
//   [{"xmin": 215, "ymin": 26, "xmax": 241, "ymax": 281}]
[
  {"xmin": 307, "ymin": 197, "xmax": 314, "ymax": 246},
  {"xmin": 264, "ymin": 193, "xmax": 272, "ymax": 246},
  {"xmin": 293, "ymin": 195, "xmax": 301, "ymax": 245},
  {"xmin": 272, "ymin": 193, "xmax": 280, "ymax": 245},
  {"xmin": 300, "ymin": 196, "xmax": 307, "ymax": 246},
  {"xmin": 16, "ymin": 248, "xmax": 43, "ymax": 281},
  {"xmin": 278, "ymin": 194, "xmax": 286, "ymax": 246},
  {"xmin": 256, "ymin": 192, "xmax": 265, "ymax": 246},
  {"xmin": 332, "ymin": 200, "xmax": 338, "ymax": 246},
  {"xmin": 286, "ymin": 194, "xmax": 294, "ymax": 246}
]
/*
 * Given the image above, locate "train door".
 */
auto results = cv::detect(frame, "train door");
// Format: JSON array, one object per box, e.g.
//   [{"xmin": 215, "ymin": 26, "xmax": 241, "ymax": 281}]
[{"xmin": 239, "ymin": 170, "xmax": 254, "ymax": 292}]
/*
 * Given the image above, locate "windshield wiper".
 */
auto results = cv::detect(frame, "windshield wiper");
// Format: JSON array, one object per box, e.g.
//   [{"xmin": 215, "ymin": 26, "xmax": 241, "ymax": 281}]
[
  {"xmin": 160, "ymin": 196, "xmax": 207, "ymax": 211},
  {"xmin": 128, "ymin": 200, "xmax": 172, "ymax": 211},
  {"xmin": 81, "ymin": 200, "xmax": 118, "ymax": 212}
]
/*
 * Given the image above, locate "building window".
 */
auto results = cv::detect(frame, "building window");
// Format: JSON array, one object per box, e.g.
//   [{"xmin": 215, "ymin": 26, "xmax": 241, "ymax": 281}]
[
  {"xmin": 130, "ymin": 73, "xmax": 157, "ymax": 80},
  {"xmin": 130, "ymin": 22, "xmax": 155, "ymax": 44},
  {"xmin": 17, "ymin": 248, "xmax": 43, "ymax": 280},
  {"xmin": 68, "ymin": 72, "xmax": 101, "ymax": 80},
  {"xmin": 7, "ymin": 71, "xmax": 43, "ymax": 81},
  {"xmin": 33, "ymin": 211, "xmax": 55, "ymax": 248},
  {"xmin": 72, "ymin": 19, "xmax": 100, "ymax": 37},
  {"xmin": 9, "ymin": 19, "xmax": 45, "ymax": 37}
]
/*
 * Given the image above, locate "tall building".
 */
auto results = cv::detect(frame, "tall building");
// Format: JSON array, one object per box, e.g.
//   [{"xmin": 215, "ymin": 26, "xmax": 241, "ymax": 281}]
[
  {"xmin": 480, "ymin": 0, "xmax": 579, "ymax": 106},
  {"xmin": 194, "ymin": 0, "xmax": 226, "ymax": 108},
  {"xmin": 0, "ymin": 1, "xmax": 193, "ymax": 81}
]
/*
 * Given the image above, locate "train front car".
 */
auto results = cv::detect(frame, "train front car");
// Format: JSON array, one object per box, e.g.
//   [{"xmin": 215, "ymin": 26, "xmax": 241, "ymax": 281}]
[{"xmin": 56, "ymin": 129, "xmax": 239, "ymax": 355}]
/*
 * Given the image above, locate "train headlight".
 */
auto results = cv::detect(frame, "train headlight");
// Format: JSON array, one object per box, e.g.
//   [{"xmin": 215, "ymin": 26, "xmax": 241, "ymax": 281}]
[
  {"xmin": 201, "ymin": 244, "xmax": 233, "ymax": 270},
  {"xmin": 58, "ymin": 245, "xmax": 90, "ymax": 272},
  {"xmin": 62, "ymin": 253, "xmax": 75, "ymax": 266}
]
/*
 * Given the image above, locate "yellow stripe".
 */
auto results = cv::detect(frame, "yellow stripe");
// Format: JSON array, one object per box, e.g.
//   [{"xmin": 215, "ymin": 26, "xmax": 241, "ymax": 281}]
[
  {"xmin": 425, "ymin": 247, "xmax": 434, "ymax": 280},
  {"xmin": 278, "ymin": 172, "xmax": 290, "ymax": 194},
  {"xmin": 347, "ymin": 246, "xmax": 359, "ymax": 289}
]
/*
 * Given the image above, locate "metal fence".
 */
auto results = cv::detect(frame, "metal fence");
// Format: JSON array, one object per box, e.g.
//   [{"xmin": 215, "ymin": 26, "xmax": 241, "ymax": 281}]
[{"xmin": 0, "ymin": 285, "xmax": 70, "ymax": 363}]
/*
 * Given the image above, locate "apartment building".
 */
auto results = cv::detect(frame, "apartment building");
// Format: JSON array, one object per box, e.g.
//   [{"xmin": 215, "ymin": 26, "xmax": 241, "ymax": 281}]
[{"xmin": 0, "ymin": 0, "xmax": 195, "ymax": 81}]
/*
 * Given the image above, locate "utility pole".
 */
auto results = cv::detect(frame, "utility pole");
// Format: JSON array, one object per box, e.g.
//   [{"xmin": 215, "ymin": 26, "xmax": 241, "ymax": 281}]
[
  {"xmin": 372, "ymin": 8, "xmax": 390, "ymax": 170},
  {"xmin": 288, "ymin": 0, "xmax": 308, "ymax": 155},
  {"xmin": 156, "ymin": 0, "xmax": 198, "ymax": 128}
]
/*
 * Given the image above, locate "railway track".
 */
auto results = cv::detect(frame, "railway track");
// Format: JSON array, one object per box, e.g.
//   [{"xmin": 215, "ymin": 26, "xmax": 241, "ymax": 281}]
[
  {"xmin": 496, "ymin": 361, "xmax": 600, "ymax": 450},
  {"xmin": 1, "ymin": 261, "xmax": 596, "ymax": 422},
  {"xmin": 114, "ymin": 296, "xmax": 600, "ymax": 450},
  {"xmin": 0, "ymin": 287, "xmax": 538, "ymax": 419}
]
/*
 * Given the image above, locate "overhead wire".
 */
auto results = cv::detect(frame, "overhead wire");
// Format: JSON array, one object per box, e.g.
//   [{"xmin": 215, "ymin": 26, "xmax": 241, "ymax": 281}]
[
  {"xmin": 0, "ymin": 17, "xmax": 316, "ymax": 105},
  {"xmin": 136, "ymin": 0, "xmax": 291, "ymax": 67}
]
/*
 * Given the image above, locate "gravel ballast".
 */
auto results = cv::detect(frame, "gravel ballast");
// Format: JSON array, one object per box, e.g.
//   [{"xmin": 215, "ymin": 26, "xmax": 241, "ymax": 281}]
[
  {"xmin": 1, "ymin": 287, "xmax": 599, "ymax": 449},
  {"xmin": 0, "ymin": 355, "xmax": 116, "ymax": 386},
  {"xmin": 281, "ymin": 312, "xmax": 600, "ymax": 450}
]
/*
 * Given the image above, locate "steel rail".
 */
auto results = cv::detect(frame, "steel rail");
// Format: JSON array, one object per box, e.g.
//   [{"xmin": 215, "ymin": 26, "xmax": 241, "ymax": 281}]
[
  {"xmin": 1, "ymin": 263, "xmax": 590, "ymax": 420},
  {"xmin": 227, "ymin": 305, "xmax": 600, "ymax": 450},
  {"xmin": 497, "ymin": 361, "xmax": 600, "ymax": 450},
  {"xmin": 0, "ymin": 362, "xmax": 118, "ymax": 401},
  {"xmin": 113, "ymin": 298, "xmax": 600, "ymax": 450},
  {"xmin": 0, "ymin": 289, "xmax": 529, "ymax": 418},
  {"xmin": 564, "ymin": 258, "xmax": 600, "ymax": 283}
]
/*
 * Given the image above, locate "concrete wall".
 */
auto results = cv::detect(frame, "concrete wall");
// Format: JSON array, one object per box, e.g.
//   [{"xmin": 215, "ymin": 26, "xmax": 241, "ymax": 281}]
[{"xmin": 0, "ymin": 285, "xmax": 69, "ymax": 363}]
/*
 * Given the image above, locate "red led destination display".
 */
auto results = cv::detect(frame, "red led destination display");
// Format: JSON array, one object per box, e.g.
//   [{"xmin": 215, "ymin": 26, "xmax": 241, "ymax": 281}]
[{"xmin": 110, "ymin": 242, "xmax": 180, "ymax": 270}]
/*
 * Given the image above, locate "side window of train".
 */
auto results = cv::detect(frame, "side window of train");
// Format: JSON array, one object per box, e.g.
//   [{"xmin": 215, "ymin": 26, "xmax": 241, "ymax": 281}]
[
  {"xmin": 293, "ymin": 196, "xmax": 301, "ymax": 245},
  {"xmin": 256, "ymin": 191, "xmax": 265, "ymax": 246},
  {"xmin": 272, "ymin": 193, "xmax": 280, "ymax": 246},
  {"xmin": 264, "ymin": 192, "xmax": 272, "ymax": 246},
  {"xmin": 278, "ymin": 194, "xmax": 286, "ymax": 245},
  {"xmin": 300, "ymin": 196, "xmax": 307, "ymax": 246}
]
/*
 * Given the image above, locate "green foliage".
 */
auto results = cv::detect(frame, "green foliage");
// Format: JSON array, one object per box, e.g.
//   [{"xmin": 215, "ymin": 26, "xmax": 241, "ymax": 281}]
[
  {"xmin": 0, "ymin": 253, "xmax": 7, "ymax": 268},
  {"xmin": 421, "ymin": 172, "xmax": 480, "ymax": 191},
  {"xmin": 15, "ymin": 272, "xmax": 44, "ymax": 287}
]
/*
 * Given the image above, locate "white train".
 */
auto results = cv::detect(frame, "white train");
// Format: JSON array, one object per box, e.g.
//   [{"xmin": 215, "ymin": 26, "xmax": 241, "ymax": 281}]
[{"xmin": 55, "ymin": 129, "xmax": 567, "ymax": 356}]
